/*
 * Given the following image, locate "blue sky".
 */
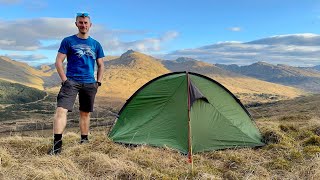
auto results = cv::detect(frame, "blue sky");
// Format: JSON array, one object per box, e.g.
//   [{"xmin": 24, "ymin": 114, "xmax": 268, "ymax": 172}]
[{"xmin": 1, "ymin": 0, "xmax": 320, "ymax": 66}]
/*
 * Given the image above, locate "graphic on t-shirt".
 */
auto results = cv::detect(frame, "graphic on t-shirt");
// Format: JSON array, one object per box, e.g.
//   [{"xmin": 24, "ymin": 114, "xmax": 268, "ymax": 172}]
[{"xmin": 72, "ymin": 44, "xmax": 96, "ymax": 59}]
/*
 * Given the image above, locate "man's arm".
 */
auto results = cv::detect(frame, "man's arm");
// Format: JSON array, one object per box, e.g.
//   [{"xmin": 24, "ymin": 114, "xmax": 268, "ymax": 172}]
[
  {"xmin": 96, "ymin": 57, "xmax": 104, "ymax": 83},
  {"xmin": 55, "ymin": 52, "xmax": 67, "ymax": 82}
]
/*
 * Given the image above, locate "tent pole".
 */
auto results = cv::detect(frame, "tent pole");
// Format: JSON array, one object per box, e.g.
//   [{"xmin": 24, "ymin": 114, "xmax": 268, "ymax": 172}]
[{"xmin": 186, "ymin": 72, "xmax": 194, "ymax": 171}]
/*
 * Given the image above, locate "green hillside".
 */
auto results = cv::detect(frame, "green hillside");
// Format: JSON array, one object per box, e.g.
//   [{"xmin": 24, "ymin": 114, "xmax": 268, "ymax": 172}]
[{"xmin": 0, "ymin": 79, "xmax": 46, "ymax": 104}]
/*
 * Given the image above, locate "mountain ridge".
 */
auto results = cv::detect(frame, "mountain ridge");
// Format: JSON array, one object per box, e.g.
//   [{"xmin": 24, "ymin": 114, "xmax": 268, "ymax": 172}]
[
  {"xmin": 216, "ymin": 61, "xmax": 320, "ymax": 92},
  {"xmin": 0, "ymin": 52, "xmax": 311, "ymax": 104}
]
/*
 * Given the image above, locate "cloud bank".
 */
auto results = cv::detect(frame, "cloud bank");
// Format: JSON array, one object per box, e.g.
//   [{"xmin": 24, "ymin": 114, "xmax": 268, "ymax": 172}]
[
  {"xmin": 0, "ymin": 17, "xmax": 179, "ymax": 62},
  {"xmin": 164, "ymin": 34, "xmax": 320, "ymax": 66}
]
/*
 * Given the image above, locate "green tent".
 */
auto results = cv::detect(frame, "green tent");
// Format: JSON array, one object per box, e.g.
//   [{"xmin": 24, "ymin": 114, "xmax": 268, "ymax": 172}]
[{"xmin": 109, "ymin": 72, "xmax": 265, "ymax": 157}]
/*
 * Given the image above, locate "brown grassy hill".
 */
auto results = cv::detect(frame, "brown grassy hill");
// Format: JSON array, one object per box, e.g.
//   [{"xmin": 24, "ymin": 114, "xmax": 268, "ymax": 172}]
[
  {"xmin": 0, "ymin": 56, "xmax": 47, "ymax": 90},
  {"xmin": 1, "ymin": 94, "xmax": 320, "ymax": 179},
  {"xmin": 163, "ymin": 58, "xmax": 304, "ymax": 103},
  {"xmin": 104, "ymin": 55, "xmax": 120, "ymax": 61},
  {"xmin": 99, "ymin": 50, "xmax": 170, "ymax": 99},
  {"xmin": 216, "ymin": 62, "xmax": 320, "ymax": 93},
  {"xmin": 0, "ymin": 54, "xmax": 305, "ymax": 105}
]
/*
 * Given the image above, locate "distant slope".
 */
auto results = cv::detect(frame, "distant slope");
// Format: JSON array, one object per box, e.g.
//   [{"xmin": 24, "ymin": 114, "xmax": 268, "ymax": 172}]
[
  {"xmin": 312, "ymin": 65, "xmax": 320, "ymax": 72},
  {"xmin": 0, "ymin": 79, "xmax": 46, "ymax": 104},
  {"xmin": 38, "ymin": 56, "xmax": 122, "ymax": 92},
  {"xmin": 163, "ymin": 58, "xmax": 304, "ymax": 103},
  {"xmin": 0, "ymin": 54, "xmax": 305, "ymax": 104},
  {"xmin": 100, "ymin": 50, "xmax": 170, "ymax": 99},
  {"xmin": 249, "ymin": 94, "xmax": 320, "ymax": 119},
  {"xmin": 0, "ymin": 56, "xmax": 47, "ymax": 90},
  {"xmin": 162, "ymin": 57, "xmax": 236, "ymax": 76},
  {"xmin": 104, "ymin": 55, "xmax": 120, "ymax": 61},
  {"xmin": 216, "ymin": 61, "xmax": 320, "ymax": 92}
]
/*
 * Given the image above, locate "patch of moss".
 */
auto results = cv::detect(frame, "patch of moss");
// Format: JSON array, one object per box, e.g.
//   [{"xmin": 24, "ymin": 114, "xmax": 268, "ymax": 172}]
[
  {"xmin": 303, "ymin": 135, "xmax": 320, "ymax": 146},
  {"xmin": 303, "ymin": 146, "xmax": 320, "ymax": 158},
  {"xmin": 279, "ymin": 124, "xmax": 298, "ymax": 132},
  {"xmin": 267, "ymin": 157, "xmax": 291, "ymax": 170}
]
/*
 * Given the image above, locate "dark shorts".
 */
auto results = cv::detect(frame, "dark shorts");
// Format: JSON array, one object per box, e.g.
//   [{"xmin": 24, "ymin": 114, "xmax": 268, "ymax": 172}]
[{"xmin": 57, "ymin": 79, "xmax": 98, "ymax": 112}]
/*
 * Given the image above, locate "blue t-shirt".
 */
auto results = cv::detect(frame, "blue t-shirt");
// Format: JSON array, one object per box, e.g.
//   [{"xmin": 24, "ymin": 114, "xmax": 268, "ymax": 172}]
[{"xmin": 58, "ymin": 35, "xmax": 105, "ymax": 83}]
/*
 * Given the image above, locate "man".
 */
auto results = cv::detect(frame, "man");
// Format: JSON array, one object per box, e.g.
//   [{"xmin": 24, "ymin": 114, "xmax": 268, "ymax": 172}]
[{"xmin": 48, "ymin": 12, "xmax": 105, "ymax": 155}]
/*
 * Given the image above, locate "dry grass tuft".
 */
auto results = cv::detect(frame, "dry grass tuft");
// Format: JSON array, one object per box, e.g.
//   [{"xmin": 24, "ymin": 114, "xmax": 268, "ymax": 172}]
[
  {"xmin": 1, "ymin": 95, "xmax": 320, "ymax": 179},
  {"xmin": 1, "ymin": 121, "xmax": 320, "ymax": 179}
]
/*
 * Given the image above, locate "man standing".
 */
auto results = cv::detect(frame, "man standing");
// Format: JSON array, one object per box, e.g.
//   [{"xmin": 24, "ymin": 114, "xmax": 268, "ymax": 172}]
[{"xmin": 48, "ymin": 12, "xmax": 105, "ymax": 155}]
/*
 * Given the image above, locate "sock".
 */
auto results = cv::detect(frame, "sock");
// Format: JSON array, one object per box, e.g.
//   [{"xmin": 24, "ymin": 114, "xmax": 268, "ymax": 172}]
[
  {"xmin": 80, "ymin": 135, "xmax": 88, "ymax": 143},
  {"xmin": 81, "ymin": 135, "xmax": 88, "ymax": 141},
  {"xmin": 53, "ymin": 134, "xmax": 62, "ymax": 150}
]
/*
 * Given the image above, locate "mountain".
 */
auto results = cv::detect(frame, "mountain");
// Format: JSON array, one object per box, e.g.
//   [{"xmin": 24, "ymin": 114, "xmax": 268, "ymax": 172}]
[
  {"xmin": 0, "ymin": 52, "xmax": 306, "ymax": 105},
  {"xmin": 104, "ymin": 55, "xmax": 120, "ymax": 61},
  {"xmin": 36, "ymin": 64, "xmax": 56, "ymax": 73},
  {"xmin": 0, "ymin": 56, "xmax": 46, "ymax": 90},
  {"xmin": 100, "ymin": 50, "xmax": 170, "ymax": 99},
  {"xmin": 162, "ymin": 57, "xmax": 235, "ymax": 76},
  {"xmin": 216, "ymin": 61, "xmax": 320, "ymax": 92},
  {"xmin": 163, "ymin": 57, "xmax": 303, "ymax": 103},
  {"xmin": 312, "ymin": 65, "xmax": 320, "ymax": 72}
]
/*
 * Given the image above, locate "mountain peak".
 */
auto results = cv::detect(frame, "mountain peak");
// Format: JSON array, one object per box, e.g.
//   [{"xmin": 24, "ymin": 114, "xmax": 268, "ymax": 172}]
[
  {"xmin": 123, "ymin": 49, "xmax": 135, "ymax": 55},
  {"xmin": 109, "ymin": 50, "xmax": 167, "ymax": 70}
]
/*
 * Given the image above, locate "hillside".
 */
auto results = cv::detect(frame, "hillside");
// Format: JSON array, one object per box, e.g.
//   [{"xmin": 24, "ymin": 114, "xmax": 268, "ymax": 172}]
[
  {"xmin": 1, "ymin": 94, "xmax": 320, "ymax": 179},
  {"xmin": 0, "ymin": 79, "xmax": 46, "ymax": 105},
  {"xmin": 0, "ymin": 53, "xmax": 307, "ymax": 105},
  {"xmin": 99, "ymin": 50, "xmax": 170, "ymax": 99},
  {"xmin": 0, "ymin": 56, "xmax": 47, "ymax": 90},
  {"xmin": 216, "ymin": 62, "xmax": 320, "ymax": 92},
  {"xmin": 163, "ymin": 58, "xmax": 304, "ymax": 103},
  {"xmin": 313, "ymin": 65, "xmax": 320, "ymax": 71}
]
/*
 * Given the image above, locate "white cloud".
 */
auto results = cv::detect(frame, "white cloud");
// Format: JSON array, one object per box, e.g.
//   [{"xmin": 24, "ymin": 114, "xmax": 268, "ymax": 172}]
[
  {"xmin": 0, "ymin": 18, "xmax": 179, "ymax": 56},
  {"xmin": 228, "ymin": 27, "xmax": 242, "ymax": 32},
  {"xmin": 164, "ymin": 34, "xmax": 320, "ymax": 66},
  {"xmin": 99, "ymin": 30, "xmax": 179, "ymax": 54},
  {"xmin": 0, "ymin": 18, "xmax": 75, "ymax": 51},
  {"xmin": 160, "ymin": 31, "xmax": 179, "ymax": 41}
]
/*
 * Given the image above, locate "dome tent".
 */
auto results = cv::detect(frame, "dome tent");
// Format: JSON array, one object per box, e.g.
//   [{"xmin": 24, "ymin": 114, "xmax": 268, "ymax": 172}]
[{"xmin": 109, "ymin": 72, "xmax": 265, "ymax": 162}]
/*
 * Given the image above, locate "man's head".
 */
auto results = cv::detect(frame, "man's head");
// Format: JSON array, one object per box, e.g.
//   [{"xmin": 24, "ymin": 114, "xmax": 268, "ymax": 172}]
[{"xmin": 75, "ymin": 12, "xmax": 92, "ymax": 35}]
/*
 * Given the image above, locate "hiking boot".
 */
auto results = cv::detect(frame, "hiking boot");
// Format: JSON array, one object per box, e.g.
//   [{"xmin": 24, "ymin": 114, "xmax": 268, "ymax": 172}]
[
  {"xmin": 47, "ymin": 146, "xmax": 62, "ymax": 155},
  {"xmin": 80, "ymin": 139, "xmax": 89, "ymax": 144},
  {"xmin": 47, "ymin": 140, "xmax": 62, "ymax": 155}
]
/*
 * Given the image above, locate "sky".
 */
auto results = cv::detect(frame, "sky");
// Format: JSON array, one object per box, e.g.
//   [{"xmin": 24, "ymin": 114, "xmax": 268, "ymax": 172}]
[{"xmin": 1, "ymin": 0, "xmax": 320, "ymax": 66}]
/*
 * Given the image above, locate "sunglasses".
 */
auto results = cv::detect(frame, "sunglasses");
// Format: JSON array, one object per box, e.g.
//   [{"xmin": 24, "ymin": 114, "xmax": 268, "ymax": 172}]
[{"xmin": 76, "ymin": 12, "xmax": 89, "ymax": 17}]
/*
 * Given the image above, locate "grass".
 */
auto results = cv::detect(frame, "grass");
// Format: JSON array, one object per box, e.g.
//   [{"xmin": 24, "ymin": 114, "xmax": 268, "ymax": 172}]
[
  {"xmin": 1, "ymin": 114, "xmax": 320, "ymax": 179},
  {"xmin": 1, "ymin": 94, "xmax": 320, "ymax": 179}
]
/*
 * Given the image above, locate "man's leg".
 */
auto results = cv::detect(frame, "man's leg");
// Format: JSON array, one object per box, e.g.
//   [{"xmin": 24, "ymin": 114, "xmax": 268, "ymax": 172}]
[
  {"xmin": 80, "ymin": 111, "xmax": 90, "ymax": 143},
  {"xmin": 54, "ymin": 107, "xmax": 68, "ymax": 134},
  {"xmin": 48, "ymin": 107, "xmax": 68, "ymax": 155},
  {"xmin": 78, "ymin": 83, "xmax": 97, "ymax": 143},
  {"xmin": 48, "ymin": 79, "xmax": 79, "ymax": 155}
]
